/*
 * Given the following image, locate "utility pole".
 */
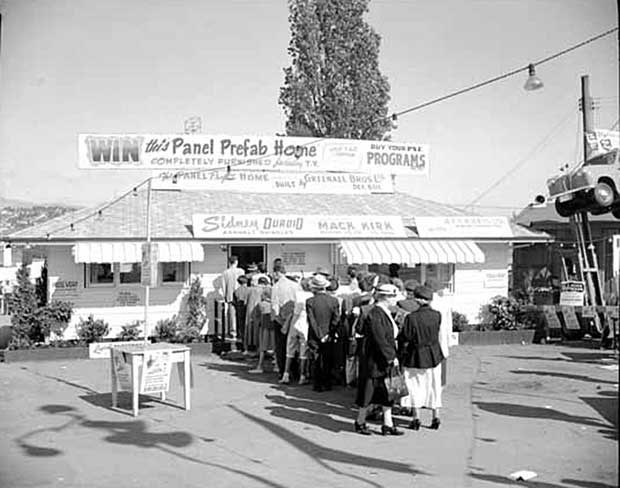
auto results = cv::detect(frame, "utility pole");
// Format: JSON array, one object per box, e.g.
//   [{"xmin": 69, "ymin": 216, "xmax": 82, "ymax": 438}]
[{"xmin": 575, "ymin": 75, "xmax": 606, "ymax": 334}]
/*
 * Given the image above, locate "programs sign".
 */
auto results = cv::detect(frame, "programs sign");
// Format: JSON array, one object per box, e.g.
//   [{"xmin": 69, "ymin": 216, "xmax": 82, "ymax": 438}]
[
  {"xmin": 78, "ymin": 134, "xmax": 429, "ymax": 176},
  {"xmin": 192, "ymin": 214, "xmax": 408, "ymax": 239}
]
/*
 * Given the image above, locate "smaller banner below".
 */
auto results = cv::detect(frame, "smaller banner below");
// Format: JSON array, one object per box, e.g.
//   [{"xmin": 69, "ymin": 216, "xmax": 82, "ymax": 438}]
[
  {"xmin": 140, "ymin": 350, "xmax": 173, "ymax": 394},
  {"xmin": 585, "ymin": 130, "xmax": 619, "ymax": 159},
  {"xmin": 415, "ymin": 216, "xmax": 513, "ymax": 238},
  {"xmin": 151, "ymin": 169, "xmax": 393, "ymax": 194},
  {"xmin": 192, "ymin": 214, "xmax": 408, "ymax": 239},
  {"xmin": 559, "ymin": 280, "xmax": 585, "ymax": 307}
]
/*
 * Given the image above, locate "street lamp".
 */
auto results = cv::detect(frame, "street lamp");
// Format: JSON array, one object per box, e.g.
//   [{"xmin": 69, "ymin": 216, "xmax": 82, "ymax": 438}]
[{"xmin": 524, "ymin": 64, "xmax": 544, "ymax": 91}]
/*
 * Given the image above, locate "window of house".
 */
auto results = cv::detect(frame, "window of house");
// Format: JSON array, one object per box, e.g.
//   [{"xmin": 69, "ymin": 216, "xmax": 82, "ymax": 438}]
[
  {"xmin": 119, "ymin": 263, "xmax": 141, "ymax": 284},
  {"xmin": 87, "ymin": 263, "xmax": 114, "ymax": 286},
  {"xmin": 424, "ymin": 263, "xmax": 455, "ymax": 293},
  {"xmin": 160, "ymin": 262, "xmax": 188, "ymax": 283}
]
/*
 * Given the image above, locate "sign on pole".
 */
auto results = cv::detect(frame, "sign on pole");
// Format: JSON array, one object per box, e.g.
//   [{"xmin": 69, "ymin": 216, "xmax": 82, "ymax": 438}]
[
  {"xmin": 141, "ymin": 242, "xmax": 158, "ymax": 287},
  {"xmin": 559, "ymin": 280, "xmax": 585, "ymax": 307}
]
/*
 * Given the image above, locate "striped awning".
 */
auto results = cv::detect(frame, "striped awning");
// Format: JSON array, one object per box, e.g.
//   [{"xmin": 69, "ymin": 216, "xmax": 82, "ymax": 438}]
[
  {"xmin": 339, "ymin": 240, "xmax": 485, "ymax": 265},
  {"xmin": 72, "ymin": 242, "xmax": 204, "ymax": 263}
]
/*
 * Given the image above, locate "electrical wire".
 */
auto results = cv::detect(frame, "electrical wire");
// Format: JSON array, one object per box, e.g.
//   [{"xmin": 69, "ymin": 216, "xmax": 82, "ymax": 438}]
[
  {"xmin": 467, "ymin": 107, "xmax": 576, "ymax": 206},
  {"xmin": 37, "ymin": 27, "xmax": 619, "ymax": 238},
  {"xmin": 388, "ymin": 27, "xmax": 618, "ymax": 122}
]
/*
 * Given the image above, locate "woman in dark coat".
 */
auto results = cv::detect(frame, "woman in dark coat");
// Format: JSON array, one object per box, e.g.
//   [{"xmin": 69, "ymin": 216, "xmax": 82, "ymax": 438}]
[
  {"xmin": 397, "ymin": 285, "xmax": 445, "ymax": 430},
  {"xmin": 354, "ymin": 284, "xmax": 404, "ymax": 436}
]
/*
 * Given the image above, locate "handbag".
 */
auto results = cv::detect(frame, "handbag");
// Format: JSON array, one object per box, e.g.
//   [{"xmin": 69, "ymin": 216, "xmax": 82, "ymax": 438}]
[{"xmin": 384, "ymin": 364, "xmax": 409, "ymax": 401}]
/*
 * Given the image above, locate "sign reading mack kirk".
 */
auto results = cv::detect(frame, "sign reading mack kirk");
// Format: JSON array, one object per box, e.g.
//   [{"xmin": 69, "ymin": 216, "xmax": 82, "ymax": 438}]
[
  {"xmin": 192, "ymin": 214, "xmax": 408, "ymax": 239},
  {"xmin": 78, "ymin": 134, "xmax": 429, "ymax": 176}
]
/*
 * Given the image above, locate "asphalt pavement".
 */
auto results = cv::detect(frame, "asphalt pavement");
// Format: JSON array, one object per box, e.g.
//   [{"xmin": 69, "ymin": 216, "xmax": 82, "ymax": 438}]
[{"xmin": 0, "ymin": 342, "xmax": 617, "ymax": 488}]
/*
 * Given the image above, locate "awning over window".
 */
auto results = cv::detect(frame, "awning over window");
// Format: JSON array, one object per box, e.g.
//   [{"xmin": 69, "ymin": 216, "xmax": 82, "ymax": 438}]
[
  {"xmin": 73, "ymin": 242, "xmax": 204, "ymax": 263},
  {"xmin": 339, "ymin": 240, "xmax": 485, "ymax": 265}
]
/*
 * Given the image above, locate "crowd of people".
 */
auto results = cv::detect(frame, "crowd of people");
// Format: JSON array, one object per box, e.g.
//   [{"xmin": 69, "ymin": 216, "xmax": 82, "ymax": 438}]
[{"xmin": 219, "ymin": 255, "xmax": 452, "ymax": 436}]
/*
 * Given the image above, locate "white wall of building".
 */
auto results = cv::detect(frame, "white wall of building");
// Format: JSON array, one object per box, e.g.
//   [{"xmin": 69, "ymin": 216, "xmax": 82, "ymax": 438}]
[{"xmin": 452, "ymin": 242, "xmax": 511, "ymax": 323}]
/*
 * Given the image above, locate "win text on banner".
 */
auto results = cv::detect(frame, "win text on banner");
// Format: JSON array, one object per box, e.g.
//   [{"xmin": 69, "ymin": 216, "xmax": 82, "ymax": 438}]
[{"xmin": 78, "ymin": 134, "xmax": 429, "ymax": 176}]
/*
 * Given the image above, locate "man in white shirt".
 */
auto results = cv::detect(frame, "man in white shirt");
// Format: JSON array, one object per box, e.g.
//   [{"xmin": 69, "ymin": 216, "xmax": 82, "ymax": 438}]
[{"xmin": 220, "ymin": 255, "xmax": 245, "ymax": 339}]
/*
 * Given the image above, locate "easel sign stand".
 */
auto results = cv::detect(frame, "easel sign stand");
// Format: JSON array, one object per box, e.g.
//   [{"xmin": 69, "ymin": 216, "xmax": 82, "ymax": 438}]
[
  {"xmin": 110, "ymin": 343, "xmax": 191, "ymax": 416},
  {"xmin": 109, "ymin": 179, "xmax": 192, "ymax": 416}
]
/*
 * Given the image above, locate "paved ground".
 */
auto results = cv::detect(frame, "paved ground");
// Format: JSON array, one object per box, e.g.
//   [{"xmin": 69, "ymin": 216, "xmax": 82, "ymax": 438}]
[{"xmin": 0, "ymin": 342, "xmax": 617, "ymax": 488}]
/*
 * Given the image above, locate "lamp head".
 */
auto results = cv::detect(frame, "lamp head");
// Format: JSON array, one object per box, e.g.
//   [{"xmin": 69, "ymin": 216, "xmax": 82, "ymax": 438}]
[{"xmin": 524, "ymin": 64, "xmax": 544, "ymax": 91}]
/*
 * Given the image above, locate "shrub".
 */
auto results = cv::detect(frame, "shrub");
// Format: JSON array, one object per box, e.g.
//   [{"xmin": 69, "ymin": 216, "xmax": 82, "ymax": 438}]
[
  {"xmin": 154, "ymin": 316, "xmax": 179, "ymax": 342},
  {"xmin": 452, "ymin": 311, "xmax": 469, "ymax": 332},
  {"xmin": 76, "ymin": 315, "xmax": 109, "ymax": 344},
  {"xmin": 478, "ymin": 295, "xmax": 520, "ymax": 330},
  {"xmin": 37, "ymin": 300, "xmax": 74, "ymax": 339},
  {"xmin": 186, "ymin": 278, "xmax": 207, "ymax": 331},
  {"xmin": 118, "ymin": 321, "xmax": 142, "ymax": 341}
]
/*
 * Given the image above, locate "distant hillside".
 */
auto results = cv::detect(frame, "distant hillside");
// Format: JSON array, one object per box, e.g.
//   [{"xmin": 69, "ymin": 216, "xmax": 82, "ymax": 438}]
[{"xmin": 0, "ymin": 205, "xmax": 79, "ymax": 236}]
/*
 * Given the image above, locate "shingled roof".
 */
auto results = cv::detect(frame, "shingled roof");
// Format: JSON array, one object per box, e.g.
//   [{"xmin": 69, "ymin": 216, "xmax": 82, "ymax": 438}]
[{"xmin": 5, "ymin": 188, "xmax": 548, "ymax": 242}]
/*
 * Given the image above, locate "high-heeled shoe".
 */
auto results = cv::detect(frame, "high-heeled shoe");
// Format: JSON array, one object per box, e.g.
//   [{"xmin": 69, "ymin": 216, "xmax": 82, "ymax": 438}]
[
  {"xmin": 408, "ymin": 419, "xmax": 421, "ymax": 431},
  {"xmin": 430, "ymin": 418, "xmax": 441, "ymax": 430},
  {"xmin": 381, "ymin": 425, "xmax": 404, "ymax": 436},
  {"xmin": 354, "ymin": 421, "xmax": 372, "ymax": 436}
]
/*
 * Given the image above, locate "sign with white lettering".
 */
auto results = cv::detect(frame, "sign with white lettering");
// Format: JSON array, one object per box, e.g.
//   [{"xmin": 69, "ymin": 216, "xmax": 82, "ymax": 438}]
[
  {"xmin": 192, "ymin": 214, "xmax": 408, "ymax": 239},
  {"xmin": 78, "ymin": 134, "xmax": 429, "ymax": 176},
  {"xmin": 151, "ymin": 169, "xmax": 393, "ymax": 194},
  {"xmin": 559, "ymin": 280, "xmax": 585, "ymax": 307},
  {"xmin": 415, "ymin": 216, "xmax": 513, "ymax": 238}
]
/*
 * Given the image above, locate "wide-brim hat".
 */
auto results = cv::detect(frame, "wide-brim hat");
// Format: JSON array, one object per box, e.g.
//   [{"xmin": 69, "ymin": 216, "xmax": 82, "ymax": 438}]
[
  {"xmin": 247, "ymin": 264, "xmax": 258, "ymax": 272},
  {"xmin": 310, "ymin": 273, "xmax": 330, "ymax": 289},
  {"xmin": 315, "ymin": 266, "xmax": 331, "ymax": 277},
  {"xmin": 404, "ymin": 279, "xmax": 419, "ymax": 292},
  {"xmin": 413, "ymin": 285, "xmax": 433, "ymax": 301},
  {"xmin": 375, "ymin": 284, "xmax": 398, "ymax": 297}
]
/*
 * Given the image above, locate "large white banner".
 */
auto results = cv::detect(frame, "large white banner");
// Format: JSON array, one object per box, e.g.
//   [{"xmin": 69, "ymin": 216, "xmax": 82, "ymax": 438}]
[
  {"xmin": 78, "ymin": 134, "xmax": 429, "ymax": 176},
  {"xmin": 192, "ymin": 214, "xmax": 408, "ymax": 239},
  {"xmin": 151, "ymin": 169, "xmax": 393, "ymax": 194}
]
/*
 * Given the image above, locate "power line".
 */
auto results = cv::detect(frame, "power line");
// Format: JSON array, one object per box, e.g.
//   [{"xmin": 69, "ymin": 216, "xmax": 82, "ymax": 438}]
[
  {"xmin": 389, "ymin": 27, "xmax": 618, "ymax": 122},
  {"xmin": 467, "ymin": 107, "xmax": 576, "ymax": 206}
]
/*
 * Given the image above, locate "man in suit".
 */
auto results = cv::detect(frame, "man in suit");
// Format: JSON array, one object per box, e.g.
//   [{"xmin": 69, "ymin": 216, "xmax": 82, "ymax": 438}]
[
  {"xmin": 221, "ymin": 255, "xmax": 245, "ymax": 339},
  {"xmin": 306, "ymin": 273, "xmax": 340, "ymax": 391}
]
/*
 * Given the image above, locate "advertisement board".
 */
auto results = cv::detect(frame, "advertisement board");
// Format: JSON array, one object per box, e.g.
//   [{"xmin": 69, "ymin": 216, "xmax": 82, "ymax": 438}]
[
  {"xmin": 78, "ymin": 134, "xmax": 429, "ymax": 176},
  {"xmin": 559, "ymin": 280, "xmax": 585, "ymax": 307},
  {"xmin": 415, "ymin": 216, "xmax": 513, "ymax": 238},
  {"xmin": 139, "ymin": 350, "xmax": 173, "ymax": 394},
  {"xmin": 112, "ymin": 349, "xmax": 132, "ymax": 391},
  {"xmin": 585, "ymin": 130, "xmax": 619, "ymax": 158},
  {"xmin": 151, "ymin": 169, "xmax": 393, "ymax": 194},
  {"xmin": 192, "ymin": 214, "xmax": 408, "ymax": 239}
]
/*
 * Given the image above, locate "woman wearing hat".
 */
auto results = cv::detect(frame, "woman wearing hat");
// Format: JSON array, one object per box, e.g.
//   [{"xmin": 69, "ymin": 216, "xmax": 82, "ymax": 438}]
[
  {"xmin": 397, "ymin": 285, "xmax": 444, "ymax": 430},
  {"xmin": 354, "ymin": 283, "xmax": 404, "ymax": 436}
]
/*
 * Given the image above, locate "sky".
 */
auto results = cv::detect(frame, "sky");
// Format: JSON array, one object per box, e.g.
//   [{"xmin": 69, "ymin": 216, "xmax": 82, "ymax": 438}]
[{"xmin": 0, "ymin": 0, "xmax": 617, "ymax": 216}]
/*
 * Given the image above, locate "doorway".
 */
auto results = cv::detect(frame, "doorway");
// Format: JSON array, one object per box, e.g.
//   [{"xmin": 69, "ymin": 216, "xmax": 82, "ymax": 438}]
[{"xmin": 229, "ymin": 245, "xmax": 265, "ymax": 272}]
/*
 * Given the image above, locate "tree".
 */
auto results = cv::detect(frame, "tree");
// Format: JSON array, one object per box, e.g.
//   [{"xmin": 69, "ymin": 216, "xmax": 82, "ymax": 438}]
[
  {"xmin": 279, "ymin": 0, "xmax": 391, "ymax": 140},
  {"xmin": 8, "ymin": 263, "xmax": 41, "ymax": 346}
]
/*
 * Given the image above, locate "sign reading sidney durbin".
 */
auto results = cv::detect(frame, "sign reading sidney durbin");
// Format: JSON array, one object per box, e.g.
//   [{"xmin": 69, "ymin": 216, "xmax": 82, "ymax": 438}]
[
  {"xmin": 192, "ymin": 214, "xmax": 408, "ymax": 239},
  {"xmin": 78, "ymin": 134, "xmax": 429, "ymax": 176}
]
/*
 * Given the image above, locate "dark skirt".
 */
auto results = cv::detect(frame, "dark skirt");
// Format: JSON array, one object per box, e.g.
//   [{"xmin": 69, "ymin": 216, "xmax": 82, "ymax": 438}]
[{"xmin": 356, "ymin": 375, "xmax": 392, "ymax": 408}]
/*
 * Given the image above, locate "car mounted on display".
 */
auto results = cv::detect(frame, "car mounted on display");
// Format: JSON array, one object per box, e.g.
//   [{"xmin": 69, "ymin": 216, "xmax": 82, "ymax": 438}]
[{"xmin": 547, "ymin": 149, "xmax": 620, "ymax": 219}]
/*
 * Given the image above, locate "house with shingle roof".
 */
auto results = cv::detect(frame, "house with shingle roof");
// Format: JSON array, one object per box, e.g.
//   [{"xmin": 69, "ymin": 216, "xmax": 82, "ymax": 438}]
[{"xmin": 2, "ymin": 187, "xmax": 550, "ymax": 338}]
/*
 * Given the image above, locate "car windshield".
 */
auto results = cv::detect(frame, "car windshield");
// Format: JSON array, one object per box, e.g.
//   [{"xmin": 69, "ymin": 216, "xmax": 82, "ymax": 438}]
[{"xmin": 584, "ymin": 149, "xmax": 618, "ymax": 166}]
